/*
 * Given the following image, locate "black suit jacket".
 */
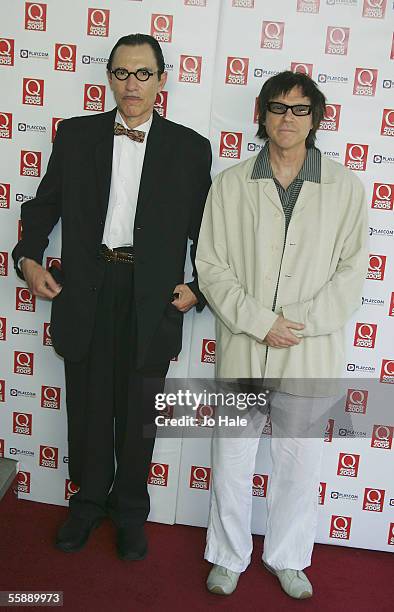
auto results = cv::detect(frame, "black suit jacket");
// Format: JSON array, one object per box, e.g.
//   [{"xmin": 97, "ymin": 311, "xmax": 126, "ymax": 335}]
[{"xmin": 12, "ymin": 109, "xmax": 212, "ymax": 368}]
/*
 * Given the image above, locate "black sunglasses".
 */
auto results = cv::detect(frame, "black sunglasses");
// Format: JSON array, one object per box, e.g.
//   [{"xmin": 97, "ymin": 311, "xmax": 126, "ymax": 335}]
[{"xmin": 267, "ymin": 102, "xmax": 312, "ymax": 116}]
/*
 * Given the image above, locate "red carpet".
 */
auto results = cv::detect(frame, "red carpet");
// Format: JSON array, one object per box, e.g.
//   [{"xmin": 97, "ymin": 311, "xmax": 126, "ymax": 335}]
[{"xmin": 1, "ymin": 484, "xmax": 392, "ymax": 611}]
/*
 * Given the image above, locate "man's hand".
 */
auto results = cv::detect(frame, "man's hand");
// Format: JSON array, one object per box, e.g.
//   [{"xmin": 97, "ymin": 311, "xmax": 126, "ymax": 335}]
[
  {"xmin": 264, "ymin": 314, "xmax": 305, "ymax": 348},
  {"xmin": 172, "ymin": 284, "xmax": 198, "ymax": 313},
  {"xmin": 21, "ymin": 258, "xmax": 62, "ymax": 300}
]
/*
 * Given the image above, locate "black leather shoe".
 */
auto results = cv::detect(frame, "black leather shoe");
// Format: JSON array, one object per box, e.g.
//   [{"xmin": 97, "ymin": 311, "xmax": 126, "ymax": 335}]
[
  {"xmin": 55, "ymin": 515, "xmax": 102, "ymax": 552},
  {"xmin": 116, "ymin": 526, "xmax": 147, "ymax": 560}
]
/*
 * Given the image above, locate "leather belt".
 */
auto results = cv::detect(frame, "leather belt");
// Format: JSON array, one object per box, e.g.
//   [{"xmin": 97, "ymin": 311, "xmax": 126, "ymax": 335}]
[{"xmin": 100, "ymin": 245, "xmax": 134, "ymax": 264}]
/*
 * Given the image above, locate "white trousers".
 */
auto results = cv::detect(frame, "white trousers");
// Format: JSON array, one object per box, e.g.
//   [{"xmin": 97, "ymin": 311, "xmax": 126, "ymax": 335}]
[{"xmin": 204, "ymin": 391, "xmax": 332, "ymax": 573}]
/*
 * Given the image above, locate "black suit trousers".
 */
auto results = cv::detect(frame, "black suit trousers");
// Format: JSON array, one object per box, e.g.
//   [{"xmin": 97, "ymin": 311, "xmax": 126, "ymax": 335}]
[{"xmin": 63, "ymin": 258, "xmax": 169, "ymax": 528}]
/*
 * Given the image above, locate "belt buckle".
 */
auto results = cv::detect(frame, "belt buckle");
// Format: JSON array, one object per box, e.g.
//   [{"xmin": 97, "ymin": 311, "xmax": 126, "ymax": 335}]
[{"xmin": 118, "ymin": 250, "xmax": 133, "ymax": 264}]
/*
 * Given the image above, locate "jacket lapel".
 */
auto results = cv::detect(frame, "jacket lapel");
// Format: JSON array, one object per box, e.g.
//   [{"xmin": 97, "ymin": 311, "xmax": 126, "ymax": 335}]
[
  {"xmin": 94, "ymin": 107, "xmax": 117, "ymax": 220},
  {"xmin": 292, "ymin": 181, "xmax": 320, "ymax": 216},
  {"xmin": 134, "ymin": 111, "xmax": 164, "ymax": 227},
  {"xmin": 292, "ymin": 156, "xmax": 336, "ymax": 216},
  {"xmin": 259, "ymin": 180, "xmax": 283, "ymax": 213},
  {"xmin": 247, "ymin": 157, "xmax": 283, "ymax": 213}
]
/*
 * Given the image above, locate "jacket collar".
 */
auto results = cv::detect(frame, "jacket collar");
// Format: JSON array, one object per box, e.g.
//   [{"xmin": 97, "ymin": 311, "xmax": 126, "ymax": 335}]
[
  {"xmin": 248, "ymin": 147, "xmax": 336, "ymax": 185},
  {"xmin": 247, "ymin": 145, "xmax": 336, "ymax": 215},
  {"xmin": 251, "ymin": 142, "xmax": 321, "ymax": 183}
]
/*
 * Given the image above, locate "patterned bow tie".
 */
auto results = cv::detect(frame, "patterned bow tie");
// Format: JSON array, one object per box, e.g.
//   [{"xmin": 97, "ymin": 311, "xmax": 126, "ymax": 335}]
[{"xmin": 114, "ymin": 122, "xmax": 145, "ymax": 143}]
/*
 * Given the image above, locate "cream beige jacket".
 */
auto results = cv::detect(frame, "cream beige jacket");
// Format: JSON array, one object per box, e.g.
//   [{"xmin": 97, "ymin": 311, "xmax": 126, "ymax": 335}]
[{"xmin": 196, "ymin": 153, "xmax": 369, "ymax": 395}]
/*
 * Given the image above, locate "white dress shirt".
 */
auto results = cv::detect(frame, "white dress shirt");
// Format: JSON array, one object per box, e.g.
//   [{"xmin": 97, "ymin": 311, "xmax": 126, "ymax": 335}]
[{"xmin": 102, "ymin": 111, "xmax": 152, "ymax": 249}]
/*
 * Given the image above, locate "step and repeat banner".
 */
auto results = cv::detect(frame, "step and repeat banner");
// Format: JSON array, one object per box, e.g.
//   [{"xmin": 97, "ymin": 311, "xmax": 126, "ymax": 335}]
[{"xmin": 0, "ymin": 0, "xmax": 393, "ymax": 552}]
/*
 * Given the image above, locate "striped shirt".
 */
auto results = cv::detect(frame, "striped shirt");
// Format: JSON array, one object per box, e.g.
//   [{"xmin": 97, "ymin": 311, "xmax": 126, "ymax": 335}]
[{"xmin": 251, "ymin": 142, "xmax": 322, "ymax": 310}]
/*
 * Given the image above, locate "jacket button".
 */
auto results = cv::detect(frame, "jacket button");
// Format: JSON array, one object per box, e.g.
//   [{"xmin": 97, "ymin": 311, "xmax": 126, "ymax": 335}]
[{"xmin": 90, "ymin": 286, "xmax": 97, "ymax": 292}]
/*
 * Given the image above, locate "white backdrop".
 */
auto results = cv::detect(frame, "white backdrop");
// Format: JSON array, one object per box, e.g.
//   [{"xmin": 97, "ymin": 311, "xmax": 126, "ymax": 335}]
[{"xmin": 0, "ymin": 0, "xmax": 393, "ymax": 553}]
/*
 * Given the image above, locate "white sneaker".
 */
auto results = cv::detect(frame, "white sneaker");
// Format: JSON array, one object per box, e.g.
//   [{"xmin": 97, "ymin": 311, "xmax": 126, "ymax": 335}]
[
  {"xmin": 264, "ymin": 562, "xmax": 313, "ymax": 599},
  {"xmin": 206, "ymin": 564, "xmax": 240, "ymax": 595}
]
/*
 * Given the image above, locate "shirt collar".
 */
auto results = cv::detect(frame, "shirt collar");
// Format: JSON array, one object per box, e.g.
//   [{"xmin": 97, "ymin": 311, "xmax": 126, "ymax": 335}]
[
  {"xmin": 115, "ymin": 111, "xmax": 153, "ymax": 137},
  {"xmin": 251, "ymin": 141, "xmax": 321, "ymax": 183}
]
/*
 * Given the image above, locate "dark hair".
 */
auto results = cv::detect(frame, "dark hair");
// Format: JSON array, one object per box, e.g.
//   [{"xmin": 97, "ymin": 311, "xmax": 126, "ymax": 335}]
[
  {"xmin": 257, "ymin": 70, "xmax": 326, "ymax": 148},
  {"xmin": 106, "ymin": 33, "xmax": 165, "ymax": 77}
]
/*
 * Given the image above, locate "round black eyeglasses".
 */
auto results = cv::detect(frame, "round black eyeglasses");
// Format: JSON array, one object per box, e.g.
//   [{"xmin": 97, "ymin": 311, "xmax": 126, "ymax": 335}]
[
  {"xmin": 110, "ymin": 68, "xmax": 158, "ymax": 82},
  {"xmin": 267, "ymin": 102, "xmax": 312, "ymax": 116}
]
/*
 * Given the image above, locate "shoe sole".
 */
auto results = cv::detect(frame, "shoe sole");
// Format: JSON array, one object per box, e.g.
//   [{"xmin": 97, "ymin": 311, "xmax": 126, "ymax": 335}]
[
  {"xmin": 55, "ymin": 519, "xmax": 102, "ymax": 553},
  {"xmin": 262, "ymin": 561, "xmax": 313, "ymax": 599},
  {"xmin": 207, "ymin": 585, "xmax": 232, "ymax": 596},
  {"xmin": 295, "ymin": 592, "xmax": 313, "ymax": 600}
]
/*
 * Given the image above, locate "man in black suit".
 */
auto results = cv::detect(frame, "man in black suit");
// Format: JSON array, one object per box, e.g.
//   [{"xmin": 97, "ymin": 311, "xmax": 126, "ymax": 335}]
[{"xmin": 12, "ymin": 33, "xmax": 212, "ymax": 560}]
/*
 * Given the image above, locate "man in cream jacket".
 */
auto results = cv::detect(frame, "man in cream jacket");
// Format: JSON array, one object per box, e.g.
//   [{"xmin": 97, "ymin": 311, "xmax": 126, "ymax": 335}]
[{"xmin": 196, "ymin": 71, "xmax": 368, "ymax": 599}]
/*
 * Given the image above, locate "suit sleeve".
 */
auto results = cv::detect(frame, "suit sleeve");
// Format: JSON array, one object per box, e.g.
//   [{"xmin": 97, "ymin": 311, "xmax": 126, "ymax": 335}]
[
  {"xmin": 185, "ymin": 136, "xmax": 212, "ymax": 311},
  {"xmin": 196, "ymin": 176, "xmax": 278, "ymax": 341},
  {"xmin": 12, "ymin": 121, "xmax": 65, "ymax": 279},
  {"xmin": 282, "ymin": 176, "xmax": 369, "ymax": 336}
]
